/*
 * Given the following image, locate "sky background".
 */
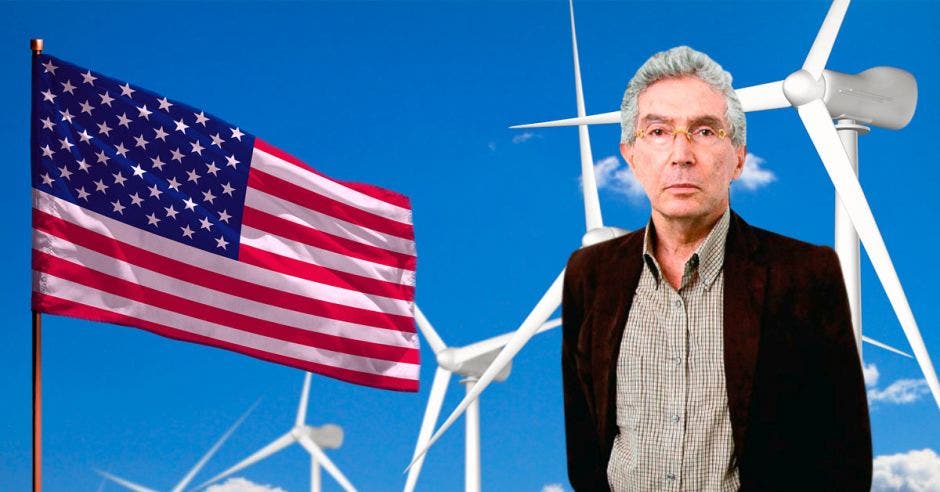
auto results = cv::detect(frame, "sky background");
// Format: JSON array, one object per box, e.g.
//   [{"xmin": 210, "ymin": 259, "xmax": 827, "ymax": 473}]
[{"xmin": 2, "ymin": 1, "xmax": 940, "ymax": 491}]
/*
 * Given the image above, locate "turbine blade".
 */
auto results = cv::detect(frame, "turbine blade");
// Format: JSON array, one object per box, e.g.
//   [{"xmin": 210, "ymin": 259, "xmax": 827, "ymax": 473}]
[
  {"xmin": 452, "ymin": 318, "xmax": 562, "ymax": 365},
  {"xmin": 414, "ymin": 304, "xmax": 448, "ymax": 354},
  {"xmin": 735, "ymin": 81, "xmax": 789, "ymax": 112},
  {"xmin": 195, "ymin": 431, "xmax": 295, "ymax": 490},
  {"xmin": 797, "ymin": 99, "xmax": 940, "ymax": 409},
  {"xmin": 296, "ymin": 371, "xmax": 312, "ymax": 427},
  {"xmin": 171, "ymin": 398, "xmax": 261, "ymax": 492},
  {"xmin": 405, "ymin": 269, "xmax": 565, "ymax": 471},
  {"xmin": 94, "ymin": 470, "xmax": 157, "ymax": 492},
  {"xmin": 298, "ymin": 434, "xmax": 357, "ymax": 492},
  {"xmin": 802, "ymin": 0, "xmax": 850, "ymax": 79},
  {"xmin": 404, "ymin": 367, "xmax": 453, "ymax": 492},
  {"xmin": 863, "ymin": 335, "xmax": 913, "ymax": 359},
  {"xmin": 510, "ymin": 111, "xmax": 620, "ymax": 129},
  {"xmin": 569, "ymin": 0, "xmax": 603, "ymax": 231}
]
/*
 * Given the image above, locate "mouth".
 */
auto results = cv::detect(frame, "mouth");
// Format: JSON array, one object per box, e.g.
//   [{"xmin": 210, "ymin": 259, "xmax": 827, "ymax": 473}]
[{"xmin": 665, "ymin": 183, "xmax": 700, "ymax": 192}]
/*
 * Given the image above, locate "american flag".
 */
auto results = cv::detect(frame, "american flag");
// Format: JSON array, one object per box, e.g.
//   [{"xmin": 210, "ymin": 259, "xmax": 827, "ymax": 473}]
[{"xmin": 31, "ymin": 54, "xmax": 419, "ymax": 392}]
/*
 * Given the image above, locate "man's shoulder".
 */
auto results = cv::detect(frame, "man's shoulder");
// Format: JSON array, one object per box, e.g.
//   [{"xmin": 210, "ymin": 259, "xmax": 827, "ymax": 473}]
[
  {"xmin": 745, "ymin": 221, "xmax": 838, "ymax": 265},
  {"xmin": 565, "ymin": 227, "xmax": 644, "ymax": 276}
]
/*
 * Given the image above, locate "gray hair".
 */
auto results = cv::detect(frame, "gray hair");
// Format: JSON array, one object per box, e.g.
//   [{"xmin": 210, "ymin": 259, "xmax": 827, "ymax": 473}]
[{"xmin": 620, "ymin": 46, "xmax": 746, "ymax": 147}]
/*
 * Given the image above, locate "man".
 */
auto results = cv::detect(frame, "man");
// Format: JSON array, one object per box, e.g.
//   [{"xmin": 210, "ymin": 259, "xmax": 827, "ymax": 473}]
[{"xmin": 561, "ymin": 46, "xmax": 871, "ymax": 491}]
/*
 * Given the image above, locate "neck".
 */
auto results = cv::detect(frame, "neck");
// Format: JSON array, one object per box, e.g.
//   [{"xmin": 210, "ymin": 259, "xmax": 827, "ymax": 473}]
[{"xmin": 650, "ymin": 207, "xmax": 725, "ymax": 260}]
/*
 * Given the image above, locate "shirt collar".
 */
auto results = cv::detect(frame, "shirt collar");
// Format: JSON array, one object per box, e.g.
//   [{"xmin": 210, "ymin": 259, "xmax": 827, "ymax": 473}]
[{"xmin": 641, "ymin": 207, "xmax": 731, "ymax": 289}]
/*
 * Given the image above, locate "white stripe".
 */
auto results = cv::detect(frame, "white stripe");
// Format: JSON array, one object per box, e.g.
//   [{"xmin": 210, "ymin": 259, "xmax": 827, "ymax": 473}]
[
  {"xmin": 252, "ymin": 147, "xmax": 413, "ymax": 225},
  {"xmin": 34, "ymin": 270, "xmax": 420, "ymax": 381},
  {"xmin": 34, "ymin": 230, "xmax": 417, "ymax": 348},
  {"xmin": 241, "ymin": 225, "xmax": 414, "ymax": 285},
  {"xmin": 245, "ymin": 187, "xmax": 416, "ymax": 256},
  {"xmin": 34, "ymin": 190, "xmax": 413, "ymax": 316}
]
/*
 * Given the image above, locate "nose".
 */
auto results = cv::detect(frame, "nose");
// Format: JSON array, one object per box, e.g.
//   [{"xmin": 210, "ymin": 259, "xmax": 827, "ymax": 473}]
[{"xmin": 669, "ymin": 132, "xmax": 695, "ymax": 167}]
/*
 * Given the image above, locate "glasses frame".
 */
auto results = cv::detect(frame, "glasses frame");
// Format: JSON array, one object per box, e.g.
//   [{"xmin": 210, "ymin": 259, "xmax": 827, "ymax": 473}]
[{"xmin": 634, "ymin": 124, "xmax": 728, "ymax": 147}]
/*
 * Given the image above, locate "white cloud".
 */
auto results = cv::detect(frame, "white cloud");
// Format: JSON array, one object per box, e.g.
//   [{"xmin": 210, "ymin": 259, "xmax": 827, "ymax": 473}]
[
  {"xmin": 512, "ymin": 131, "xmax": 540, "ymax": 144},
  {"xmin": 868, "ymin": 379, "xmax": 931, "ymax": 405},
  {"xmin": 542, "ymin": 484, "xmax": 567, "ymax": 492},
  {"xmin": 206, "ymin": 477, "xmax": 286, "ymax": 492},
  {"xmin": 873, "ymin": 449, "xmax": 940, "ymax": 492},
  {"xmin": 864, "ymin": 363, "xmax": 880, "ymax": 388},
  {"xmin": 733, "ymin": 152, "xmax": 776, "ymax": 191},
  {"xmin": 590, "ymin": 155, "xmax": 645, "ymax": 199}
]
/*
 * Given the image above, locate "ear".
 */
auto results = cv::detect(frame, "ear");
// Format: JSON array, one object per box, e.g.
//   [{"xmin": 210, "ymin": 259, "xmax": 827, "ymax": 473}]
[
  {"xmin": 732, "ymin": 145, "xmax": 746, "ymax": 180},
  {"xmin": 620, "ymin": 142, "xmax": 635, "ymax": 171}
]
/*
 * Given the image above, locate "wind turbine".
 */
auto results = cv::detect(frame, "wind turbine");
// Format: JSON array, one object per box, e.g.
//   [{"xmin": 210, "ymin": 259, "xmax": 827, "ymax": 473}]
[
  {"xmin": 511, "ymin": 0, "xmax": 940, "ymax": 411},
  {"xmin": 405, "ymin": 0, "xmax": 627, "ymax": 471},
  {"xmin": 404, "ymin": 304, "xmax": 561, "ymax": 492},
  {"xmin": 197, "ymin": 372, "xmax": 354, "ymax": 492},
  {"xmin": 96, "ymin": 400, "xmax": 258, "ymax": 492}
]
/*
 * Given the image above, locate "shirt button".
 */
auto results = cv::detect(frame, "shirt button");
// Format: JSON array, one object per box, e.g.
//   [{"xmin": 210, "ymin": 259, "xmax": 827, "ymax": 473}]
[
  {"xmin": 670, "ymin": 414, "xmax": 680, "ymax": 423},
  {"xmin": 666, "ymin": 473, "xmax": 677, "ymax": 481},
  {"xmin": 673, "ymin": 299, "xmax": 682, "ymax": 308}
]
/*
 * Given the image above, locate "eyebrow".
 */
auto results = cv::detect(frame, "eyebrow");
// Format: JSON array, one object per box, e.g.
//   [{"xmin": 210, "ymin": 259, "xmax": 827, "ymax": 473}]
[{"xmin": 640, "ymin": 114, "xmax": 726, "ymax": 128}]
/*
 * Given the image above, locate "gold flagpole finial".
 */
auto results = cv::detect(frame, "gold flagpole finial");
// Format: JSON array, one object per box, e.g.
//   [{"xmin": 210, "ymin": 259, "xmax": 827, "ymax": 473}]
[{"xmin": 31, "ymin": 38, "xmax": 43, "ymax": 55}]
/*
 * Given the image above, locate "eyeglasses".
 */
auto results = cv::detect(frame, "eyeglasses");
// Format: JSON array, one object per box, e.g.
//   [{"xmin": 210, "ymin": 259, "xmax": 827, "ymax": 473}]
[{"xmin": 634, "ymin": 123, "xmax": 728, "ymax": 148}]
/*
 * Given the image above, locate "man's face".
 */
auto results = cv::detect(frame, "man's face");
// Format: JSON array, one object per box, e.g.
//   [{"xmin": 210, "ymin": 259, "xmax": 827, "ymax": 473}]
[{"xmin": 620, "ymin": 76, "xmax": 746, "ymax": 222}]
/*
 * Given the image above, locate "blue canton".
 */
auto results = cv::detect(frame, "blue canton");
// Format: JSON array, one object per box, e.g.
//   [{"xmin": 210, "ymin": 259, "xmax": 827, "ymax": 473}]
[{"xmin": 32, "ymin": 55, "xmax": 255, "ymax": 259}]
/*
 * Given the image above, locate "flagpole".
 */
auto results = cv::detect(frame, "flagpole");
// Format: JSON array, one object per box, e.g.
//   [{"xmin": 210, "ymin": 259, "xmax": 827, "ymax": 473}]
[{"xmin": 30, "ymin": 37, "xmax": 43, "ymax": 492}]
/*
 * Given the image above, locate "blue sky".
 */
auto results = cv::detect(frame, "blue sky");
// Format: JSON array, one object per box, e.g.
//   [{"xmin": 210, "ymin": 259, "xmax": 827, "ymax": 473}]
[{"xmin": 2, "ymin": 1, "xmax": 939, "ymax": 491}]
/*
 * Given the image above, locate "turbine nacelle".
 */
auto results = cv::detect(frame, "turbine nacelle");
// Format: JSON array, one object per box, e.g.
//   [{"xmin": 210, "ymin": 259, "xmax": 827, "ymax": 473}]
[
  {"xmin": 303, "ymin": 423, "xmax": 344, "ymax": 450},
  {"xmin": 436, "ymin": 347, "xmax": 512, "ymax": 381},
  {"xmin": 582, "ymin": 226, "xmax": 629, "ymax": 247}
]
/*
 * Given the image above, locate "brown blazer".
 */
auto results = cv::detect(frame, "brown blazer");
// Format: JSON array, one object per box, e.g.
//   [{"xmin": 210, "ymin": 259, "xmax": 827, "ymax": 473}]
[{"xmin": 562, "ymin": 211, "xmax": 871, "ymax": 491}]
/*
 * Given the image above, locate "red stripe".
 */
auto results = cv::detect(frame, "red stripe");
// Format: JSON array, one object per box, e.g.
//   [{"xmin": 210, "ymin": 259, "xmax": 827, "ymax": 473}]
[
  {"xmin": 34, "ymin": 209, "xmax": 415, "ymax": 332},
  {"xmin": 248, "ymin": 168, "xmax": 414, "ymax": 241},
  {"xmin": 32, "ymin": 292, "xmax": 419, "ymax": 392},
  {"xmin": 240, "ymin": 244, "xmax": 414, "ymax": 301},
  {"xmin": 254, "ymin": 138, "xmax": 412, "ymax": 210},
  {"xmin": 34, "ymin": 251, "xmax": 419, "ymax": 364},
  {"xmin": 243, "ymin": 207, "xmax": 416, "ymax": 271}
]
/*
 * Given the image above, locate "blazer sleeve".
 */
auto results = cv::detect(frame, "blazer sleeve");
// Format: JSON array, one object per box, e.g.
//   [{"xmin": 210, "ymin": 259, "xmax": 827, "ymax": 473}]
[
  {"xmin": 809, "ymin": 247, "xmax": 873, "ymax": 490},
  {"xmin": 562, "ymin": 250, "xmax": 608, "ymax": 491}
]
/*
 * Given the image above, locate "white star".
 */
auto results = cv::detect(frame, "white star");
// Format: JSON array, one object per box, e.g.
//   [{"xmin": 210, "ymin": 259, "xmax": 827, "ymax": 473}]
[
  {"xmin": 205, "ymin": 162, "xmax": 220, "ymax": 176},
  {"xmin": 95, "ymin": 149, "xmax": 110, "ymax": 164},
  {"xmin": 113, "ymin": 171, "xmax": 127, "ymax": 186},
  {"xmin": 148, "ymin": 184, "xmax": 163, "ymax": 199},
  {"xmin": 218, "ymin": 209, "xmax": 232, "ymax": 223},
  {"xmin": 186, "ymin": 169, "xmax": 201, "ymax": 183},
  {"xmin": 166, "ymin": 177, "xmax": 182, "ymax": 191},
  {"xmin": 215, "ymin": 235, "xmax": 229, "ymax": 250},
  {"xmin": 79, "ymin": 100, "xmax": 94, "ymax": 115},
  {"xmin": 170, "ymin": 148, "xmax": 185, "ymax": 162},
  {"xmin": 111, "ymin": 199, "xmax": 126, "ymax": 215},
  {"xmin": 40, "ymin": 172, "xmax": 54, "ymax": 187},
  {"xmin": 146, "ymin": 213, "xmax": 160, "ymax": 226},
  {"xmin": 230, "ymin": 127, "xmax": 244, "ymax": 141},
  {"xmin": 60, "ymin": 109, "xmax": 75, "ymax": 124},
  {"xmin": 131, "ymin": 163, "xmax": 146, "ymax": 177},
  {"xmin": 41, "ymin": 89, "xmax": 56, "ymax": 103},
  {"xmin": 150, "ymin": 155, "xmax": 166, "ymax": 171},
  {"xmin": 194, "ymin": 111, "xmax": 210, "ymax": 126},
  {"xmin": 75, "ymin": 186, "xmax": 90, "ymax": 200},
  {"xmin": 225, "ymin": 154, "xmax": 240, "ymax": 168},
  {"xmin": 114, "ymin": 142, "xmax": 129, "ymax": 157},
  {"xmin": 190, "ymin": 140, "xmax": 205, "ymax": 155},
  {"xmin": 183, "ymin": 197, "xmax": 198, "ymax": 211},
  {"xmin": 40, "ymin": 117, "xmax": 54, "ymax": 130},
  {"xmin": 81, "ymin": 70, "xmax": 97, "ymax": 85},
  {"xmin": 221, "ymin": 182, "xmax": 235, "ymax": 196},
  {"xmin": 77, "ymin": 129, "xmax": 93, "ymax": 143},
  {"xmin": 76, "ymin": 159, "xmax": 91, "ymax": 173},
  {"xmin": 154, "ymin": 127, "xmax": 169, "ymax": 141},
  {"xmin": 181, "ymin": 224, "xmax": 195, "ymax": 239},
  {"xmin": 174, "ymin": 118, "xmax": 189, "ymax": 134},
  {"xmin": 137, "ymin": 104, "xmax": 152, "ymax": 120},
  {"xmin": 209, "ymin": 133, "xmax": 225, "ymax": 148},
  {"xmin": 99, "ymin": 91, "xmax": 115, "ymax": 107},
  {"xmin": 97, "ymin": 121, "xmax": 113, "ymax": 137},
  {"xmin": 202, "ymin": 189, "xmax": 217, "ymax": 204},
  {"xmin": 60, "ymin": 80, "xmax": 76, "ymax": 95},
  {"xmin": 58, "ymin": 165, "xmax": 72, "ymax": 180},
  {"xmin": 119, "ymin": 83, "xmax": 135, "ymax": 97},
  {"xmin": 199, "ymin": 217, "xmax": 213, "ymax": 230},
  {"xmin": 42, "ymin": 59, "xmax": 58, "ymax": 75},
  {"xmin": 165, "ymin": 205, "xmax": 179, "ymax": 219},
  {"xmin": 129, "ymin": 193, "xmax": 144, "ymax": 206},
  {"xmin": 134, "ymin": 134, "xmax": 149, "ymax": 149},
  {"xmin": 94, "ymin": 179, "xmax": 108, "ymax": 193},
  {"xmin": 40, "ymin": 145, "xmax": 55, "ymax": 158},
  {"xmin": 58, "ymin": 137, "xmax": 73, "ymax": 151},
  {"xmin": 157, "ymin": 97, "xmax": 173, "ymax": 111},
  {"xmin": 116, "ymin": 113, "xmax": 132, "ymax": 128}
]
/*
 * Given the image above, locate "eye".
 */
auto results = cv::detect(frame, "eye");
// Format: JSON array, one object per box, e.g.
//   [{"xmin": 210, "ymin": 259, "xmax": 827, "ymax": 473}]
[
  {"xmin": 693, "ymin": 127, "xmax": 716, "ymax": 137},
  {"xmin": 645, "ymin": 125, "xmax": 671, "ymax": 137}
]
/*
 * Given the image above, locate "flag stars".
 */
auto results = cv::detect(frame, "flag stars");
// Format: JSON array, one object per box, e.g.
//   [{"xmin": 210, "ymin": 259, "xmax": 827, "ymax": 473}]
[
  {"xmin": 174, "ymin": 118, "xmax": 189, "ymax": 134},
  {"xmin": 113, "ymin": 171, "xmax": 128, "ymax": 186},
  {"xmin": 117, "ymin": 113, "xmax": 132, "ymax": 128},
  {"xmin": 199, "ymin": 217, "xmax": 213, "ymax": 230},
  {"xmin": 194, "ymin": 111, "xmax": 210, "ymax": 126},
  {"xmin": 202, "ymin": 189, "xmax": 217, "ymax": 204},
  {"xmin": 148, "ymin": 184, "xmax": 163, "ymax": 199},
  {"xmin": 93, "ymin": 179, "xmax": 108, "ymax": 194},
  {"xmin": 58, "ymin": 165, "xmax": 73, "ymax": 180},
  {"xmin": 99, "ymin": 91, "xmax": 115, "ymax": 107},
  {"xmin": 170, "ymin": 148, "xmax": 185, "ymax": 163},
  {"xmin": 167, "ymin": 177, "xmax": 182, "ymax": 191},
  {"xmin": 59, "ymin": 137, "xmax": 73, "ymax": 151},
  {"xmin": 157, "ymin": 97, "xmax": 173, "ymax": 111},
  {"xmin": 205, "ymin": 162, "xmax": 220, "ymax": 176},
  {"xmin": 230, "ymin": 127, "xmax": 244, "ymax": 141},
  {"xmin": 40, "ymin": 117, "xmax": 54, "ymax": 130},
  {"xmin": 165, "ymin": 205, "xmax": 179, "ymax": 219},
  {"xmin": 190, "ymin": 140, "xmax": 205, "ymax": 155},
  {"xmin": 60, "ymin": 80, "xmax": 77, "ymax": 95},
  {"xmin": 95, "ymin": 149, "xmax": 110, "ymax": 164},
  {"xmin": 76, "ymin": 159, "xmax": 91, "ymax": 173},
  {"xmin": 79, "ymin": 100, "xmax": 94, "ymax": 115},
  {"xmin": 42, "ymin": 59, "xmax": 58, "ymax": 75},
  {"xmin": 41, "ymin": 89, "xmax": 56, "ymax": 103},
  {"xmin": 41, "ymin": 144, "xmax": 55, "ymax": 158},
  {"xmin": 150, "ymin": 155, "xmax": 166, "ymax": 171},
  {"xmin": 40, "ymin": 172, "xmax": 54, "ymax": 187},
  {"xmin": 134, "ymin": 134, "xmax": 150, "ymax": 149},
  {"xmin": 131, "ymin": 163, "xmax": 146, "ymax": 178},
  {"xmin": 137, "ymin": 104, "xmax": 152, "ymax": 120},
  {"xmin": 119, "ymin": 83, "xmax": 136, "ymax": 97},
  {"xmin": 218, "ymin": 209, "xmax": 231, "ymax": 223},
  {"xmin": 154, "ymin": 127, "xmax": 169, "ymax": 141},
  {"xmin": 81, "ymin": 70, "xmax": 97, "ymax": 85},
  {"xmin": 75, "ymin": 186, "xmax": 90, "ymax": 201},
  {"xmin": 114, "ymin": 142, "xmax": 130, "ymax": 157},
  {"xmin": 183, "ymin": 197, "xmax": 198, "ymax": 211},
  {"xmin": 221, "ymin": 182, "xmax": 235, "ymax": 196},
  {"xmin": 225, "ymin": 154, "xmax": 239, "ymax": 168},
  {"xmin": 186, "ymin": 169, "xmax": 201, "ymax": 183},
  {"xmin": 78, "ymin": 129, "xmax": 93, "ymax": 143},
  {"xmin": 215, "ymin": 235, "xmax": 229, "ymax": 250},
  {"xmin": 181, "ymin": 224, "xmax": 195, "ymax": 239},
  {"xmin": 60, "ymin": 108, "xmax": 75, "ymax": 124},
  {"xmin": 210, "ymin": 133, "xmax": 225, "ymax": 148},
  {"xmin": 97, "ymin": 121, "xmax": 113, "ymax": 137},
  {"xmin": 129, "ymin": 193, "xmax": 144, "ymax": 207},
  {"xmin": 112, "ymin": 199, "xmax": 126, "ymax": 215},
  {"xmin": 146, "ymin": 213, "xmax": 161, "ymax": 227}
]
